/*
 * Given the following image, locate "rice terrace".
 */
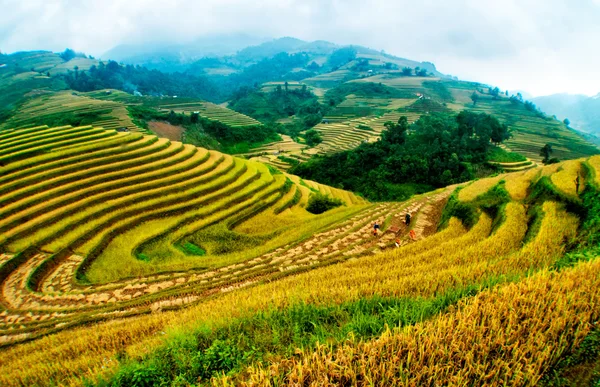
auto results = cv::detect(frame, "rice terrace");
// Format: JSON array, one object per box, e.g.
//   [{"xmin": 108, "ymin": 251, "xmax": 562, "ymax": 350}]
[{"xmin": 2, "ymin": 2, "xmax": 600, "ymax": 386}]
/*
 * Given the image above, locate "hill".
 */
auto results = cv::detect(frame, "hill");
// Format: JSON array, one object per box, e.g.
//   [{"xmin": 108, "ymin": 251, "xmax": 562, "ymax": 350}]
[
  {"xmin": 0, "ymin": 125, "xmax": 599, "ymax": 386},
  {"xmin": 243, "ymin": 75, "xmax": 599, "ymax": 170},
  {"xmin": 2, "ymin": 48, "xmax": 598, "ymax": 174},
  {"xmin": 102, "ymin": 33, "xmax": 270, "ymax": 73},
  {"xmin": 532, "ymin": 92, "xmax": 600, "ymax": 136},
  {"xmin": 0, "ymin": 50, "xmax": 84, "ymax": 121},
  {"xmin": 104, "ymin": 37, "xmax": 443, "ymax": 77}
]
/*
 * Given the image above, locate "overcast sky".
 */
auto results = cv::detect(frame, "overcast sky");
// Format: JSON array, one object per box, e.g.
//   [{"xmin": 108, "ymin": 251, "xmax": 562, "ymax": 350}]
[{"xmin": 1, "ymin": 0, "xmax": 599, "ymax": 97}]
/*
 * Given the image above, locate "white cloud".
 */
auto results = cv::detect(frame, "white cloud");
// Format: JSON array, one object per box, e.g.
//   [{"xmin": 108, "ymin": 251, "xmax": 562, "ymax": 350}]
[{"xmin": 1, "ymin": 0, "xmax": 599, "ymax": 96}]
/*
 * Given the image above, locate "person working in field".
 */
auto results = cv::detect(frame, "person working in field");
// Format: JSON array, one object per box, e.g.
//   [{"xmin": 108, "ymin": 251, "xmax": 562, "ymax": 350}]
[
  {"xmin": 575, "ymin": 173, "xmax": 581, "ymax": 194},
  {"xmin": 373, "ymin": 220, "xmax": 380, "ymax": 236},
  {"xmin": 405, "ymin": 213, "xmax": 411, "ymax": 226}
]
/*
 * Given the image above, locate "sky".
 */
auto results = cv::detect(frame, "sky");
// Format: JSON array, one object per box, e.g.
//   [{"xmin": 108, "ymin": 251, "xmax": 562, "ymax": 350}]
[{"xmin": 1, "ymin": 0, "xmax": 599, "ymax": 97}]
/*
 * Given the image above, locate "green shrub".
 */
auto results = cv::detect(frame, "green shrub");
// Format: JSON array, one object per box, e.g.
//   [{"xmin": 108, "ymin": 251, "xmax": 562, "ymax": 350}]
[
  {"xmin": 438, "ymin": 188, "xmax": 479, "ymax": 229},
  {"xmin": 487, "ymin": 146, "xmax": 527, "ymax": 163},
  {"xmin": 305, "ymin": 192, "xmax": 344, "ymax": 214},
  {"xmin": 304, "ymin": 129, "xmax": 323, "ymax": 146}
]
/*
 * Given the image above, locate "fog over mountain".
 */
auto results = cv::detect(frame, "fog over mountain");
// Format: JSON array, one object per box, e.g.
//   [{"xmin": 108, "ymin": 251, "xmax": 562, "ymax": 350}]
[
  {"xmin": 533, "ymin": 93, "xmax": 600, "ymax": 134},
  {"xmin": 1, "ymin": 0, "xmax": 600, "ymax": 96}
]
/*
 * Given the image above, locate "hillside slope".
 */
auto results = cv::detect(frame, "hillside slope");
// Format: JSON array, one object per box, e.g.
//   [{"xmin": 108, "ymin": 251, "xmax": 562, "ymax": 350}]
[
  {"xmin": 533, "ymin": 92, "xmax": 600, "ymax": 136},
  {"xmin": 0, "ymin": 124, "xmax": 369, "ymax": 345},
  {"xmin": 1, "ymin": 131, "xmax": 599, "ymax": 385},
  {"xmin": 252, "ymin": 75, "xmax": 599, "ymax": 169}
]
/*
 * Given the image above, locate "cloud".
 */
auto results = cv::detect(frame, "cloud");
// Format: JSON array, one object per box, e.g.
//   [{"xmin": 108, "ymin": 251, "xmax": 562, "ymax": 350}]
[{"xmin": 0, "ymin": 0, "xmax": 599, "ymax": 96}]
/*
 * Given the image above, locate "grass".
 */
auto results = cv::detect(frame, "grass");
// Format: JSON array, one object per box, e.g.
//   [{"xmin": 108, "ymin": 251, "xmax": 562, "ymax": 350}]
[{"xmin": 487, "ymin": 145, "xmax": 527, "ymax": 162}]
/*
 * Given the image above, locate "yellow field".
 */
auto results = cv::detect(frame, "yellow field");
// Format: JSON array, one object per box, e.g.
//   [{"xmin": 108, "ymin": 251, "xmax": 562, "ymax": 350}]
[
  {"xmin": 242, "ymin": 258, "xmax": 600, "ymax": 386},
  {"xmin": 0, "ymin": 123, "xmax": 597, "ymax": 387}
]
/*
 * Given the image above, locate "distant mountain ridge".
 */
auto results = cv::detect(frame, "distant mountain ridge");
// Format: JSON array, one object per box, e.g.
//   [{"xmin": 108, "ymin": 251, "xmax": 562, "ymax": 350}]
[
  {"xmin": 102, "ymin": 33, "xmax": 271, "ymax": 72},
  {"xmin": 102, "ymin": 36, "xmax": 442, "ymax": 77},
  {"xmin": 532, "ymin": 92, "xmax": 600, "ymax": 135}
]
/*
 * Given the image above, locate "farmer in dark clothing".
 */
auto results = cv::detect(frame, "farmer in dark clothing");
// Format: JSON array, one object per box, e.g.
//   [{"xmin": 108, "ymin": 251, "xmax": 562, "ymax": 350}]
[
  {"xmin": 575, "ymin": 173, "xmax": 581, "ymax": 194},
  {"xmin": 405, "ymin": 213, "xmax": 411, "ymax": 226},
  {"xmin": 373, "ymin": 220, "xmax": 381, "ymax": 236}
]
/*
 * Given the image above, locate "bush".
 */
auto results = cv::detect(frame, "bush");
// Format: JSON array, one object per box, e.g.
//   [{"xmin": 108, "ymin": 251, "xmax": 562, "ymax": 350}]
[
  {"xmin": 487, "ymin": 147, "xmax": 527, "ymax": 163},
  {"xmin": 304, "ymin": 129, "xmax": 323, "ymax": 146},
  {"xmin": 306, "ymin": 193, "xmax": 344, "ymax": 214}
]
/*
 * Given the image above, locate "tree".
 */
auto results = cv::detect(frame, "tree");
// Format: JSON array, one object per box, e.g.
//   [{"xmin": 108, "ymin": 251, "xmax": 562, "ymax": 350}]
[
  {"xmin": 524, "ymin": 101, "xmax": 536, "ymax": 112},
  {"xmin": 60, "ymin": 48, "xmax": 76, "ymax": 62},
  {"xmin": 563, "ymin": 118, "xmax": 570, "ymax": 127},
  {"xmin": 305, "ymin": 129, "xmax": 323, "ymax": 146},
  {"xmin": 416, "ymin": 68, "xmax": 428, "ymax": 76},
  {"xmin": 489, "ymin": 87, "xmax": 500, "ymax": 99},
  {"xmin": 540, "ymin": 143, "xmax": 553, "ymax": 164},
  {"xmin": 402, "ymin": 67, "xmax": 413, "ymax": 76},
  {"xmin": 306, "ymin": 61, "xmax": 320, "ymax": 71},
  {"xmin": 470, "ymin": 92, "xmax": 479, "ymax": 106},
  {"xmin": 284, "ymin": 81, "xmax": 289, "ymax": 92},
  {"xmin": 326, "ymin": 47, "xmax": 357, "ymax": 70},
  {"xmin": 382, "ymin": 116, "xmax": 409, "ymax": 145},
  {"xmin": 490, "ymin": 120, "xmax": 511, "ymax": 145}
]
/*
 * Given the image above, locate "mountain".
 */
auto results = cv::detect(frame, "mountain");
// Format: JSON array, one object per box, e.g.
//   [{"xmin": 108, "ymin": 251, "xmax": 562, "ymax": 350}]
[
  {"xmin": 102, "ymin": 36, "xmax": 444, "ymax": 77},
  {"xmin": 532, "ymin": 92, "xmax": 600, "ymax": 135},
  {"xmin": 234, "ymin": 37, "xmax": 310, "ymax": 62},
  {"xmin": 102, "ymin": 33, "xmax": 271, "ymax": 72}
]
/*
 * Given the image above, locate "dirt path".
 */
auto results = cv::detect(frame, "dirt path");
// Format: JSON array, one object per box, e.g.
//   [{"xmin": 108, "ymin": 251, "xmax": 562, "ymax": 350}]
[{"xmin": 148, "ymin": 121, "xmax": 184, "ymax": 141}]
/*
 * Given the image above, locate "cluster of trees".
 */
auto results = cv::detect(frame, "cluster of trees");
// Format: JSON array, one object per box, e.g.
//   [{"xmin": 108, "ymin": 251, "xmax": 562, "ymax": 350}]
[
  {"xmin": 325, "ymin": 47, "xmax": 357, "ymax": 70},
  {"xmin": 62, "ymin": 60, "xmax": 221, "ymax": 101},
  {"xmin": 60, "ymin": 51, "xmax": 318, "ymax": 104},
  {"xmin": 401, "ymin": 66, "xmax": 429, "ymax": 76},
  {"xmin": 218, "ymin": 52, "xmax": 314, "ymax": 93},
  {"xmin": 228, "ymin": 84, "xmax": 327, "ymax": 136},
  {"xmin": 59, "ymin": 48, "xmax": 89, "ymax": 62},
  {"xmin": 291, "ymin": 111, "xmax": 511, "ymax": 201},
  {"xmin": 304, "ymin": 129, "xmax": 323, "ymax": 146}
]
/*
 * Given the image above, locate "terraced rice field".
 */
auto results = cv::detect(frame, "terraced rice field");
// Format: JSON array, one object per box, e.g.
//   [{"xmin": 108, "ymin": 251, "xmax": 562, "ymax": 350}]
[
  {"xmin": 0, "ymin": 91, "xmax": 138, "ymax": 132},
  {"xmin": 157, "ymin": 101, "xmax": 261, "ymax": 127},
  {"xmin": 302, "ymin": 69, "xmax": 353, "ymax": 88},
  {"xmin": 260, "ymin": 81, "xmax": 306, "ymax": 92},
  {"xmin": 247, "ymin": 111, "xmax": 424, "ymax": 171},
  {"xmin": 350, "ymin": 74, "xmax": 440, "ymax": 92},
  {"xmin": 0, "ymin": 143, "xmax": 595, "ymax": 386},
  {"xmin": 467, "ymin": 99, "xmax": 598, "ymax": 162},
  {"xmin": 488, "ymin": 157, "xmax": 538, "ymax": 172},
  {"xmin": 313, "ymin": 113, "xmax": 422, "ymax": 155},
  {"xmin": 0, "ymin": 124, "xmax": 441, "ymax": 346}
]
